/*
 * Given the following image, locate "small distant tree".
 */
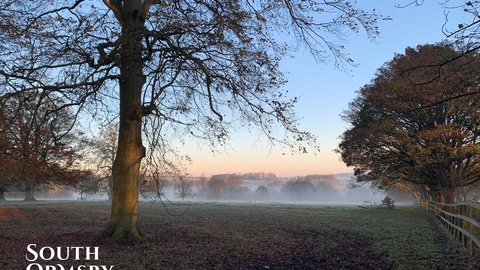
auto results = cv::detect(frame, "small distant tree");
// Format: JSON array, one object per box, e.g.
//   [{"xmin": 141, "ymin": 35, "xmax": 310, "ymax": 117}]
[
  {"xmin": 207, "ymin": 177, "xmax": 227, "ymax": 200},
  {"xmin": 254, "ymin": 185, "xmax": 270, "ymax": 201},
  {"xmin": 92, "ymin": 122, "xmax": 118, "ymax": 201},
  {"xmin": 316, "ymin": 182, "xmax": 340, "ymax": 199},
  {"xmin": 226, "ymin": 174, "xmax": 243, "ymax": 188},
  {"xmin": 139, "ymin": 172, "xmax": 170, "ymax": 200},
  {"xmin": 226, "ymin": 186, "xmax": 251, "ymax": 201},
  {"xmin": 381, "ymin": 196, "xmax": 395, "ymax": 209},
  {"xmin": 224, "ymin": 174, "xmax": 249, "ymax": 200},
  {"xmin": 195, "ymin": 175, "xmax": 209, "ymax": 199},
  {"xmin": 173, "ymin": 178, "xmax": 195, "ymax": 201},
  {"xmin": 241, "ymin": 172, "xmax": 278, "ymax": 181},
  {"xmin": 0, "ymin": 180, "xmax": 12, "ymax": 201},
  {"xmin": 284, "ymin": 181, "xmax": 318, "ymax": 201},
  {"xmin": 72, "ymin": 171, "xmax": 100, "ymax": 200}
]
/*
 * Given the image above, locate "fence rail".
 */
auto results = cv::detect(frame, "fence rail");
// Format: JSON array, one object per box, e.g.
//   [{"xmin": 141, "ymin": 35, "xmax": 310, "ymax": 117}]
[{"xmin": 421, "ymin": 200, "xmax": 480, "ymax": 254}]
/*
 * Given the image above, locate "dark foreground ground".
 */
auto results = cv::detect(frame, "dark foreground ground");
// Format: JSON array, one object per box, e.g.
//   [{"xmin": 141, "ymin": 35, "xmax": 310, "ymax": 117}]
[{"xmin": 0, "ymin": 201, "xmax": 479, "ymax": 270}]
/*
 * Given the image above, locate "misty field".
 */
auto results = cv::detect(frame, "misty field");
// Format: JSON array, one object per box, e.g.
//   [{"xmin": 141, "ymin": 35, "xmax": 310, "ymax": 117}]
[{"xmin": 1, "ymin": 201, "xmax": 479, "ymax": 270}]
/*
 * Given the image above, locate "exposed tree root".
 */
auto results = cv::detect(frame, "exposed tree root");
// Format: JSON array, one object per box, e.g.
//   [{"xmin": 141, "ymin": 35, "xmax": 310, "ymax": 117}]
[{"xmin": 98, "ymin": 222, "xmax": 146, "ymax": 241}]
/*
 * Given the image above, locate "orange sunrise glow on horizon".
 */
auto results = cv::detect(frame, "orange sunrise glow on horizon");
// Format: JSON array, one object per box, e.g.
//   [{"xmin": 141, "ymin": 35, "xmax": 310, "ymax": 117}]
[{"xmin": 186, "ymin": 150, "xmax": 350, "ymax": 177}]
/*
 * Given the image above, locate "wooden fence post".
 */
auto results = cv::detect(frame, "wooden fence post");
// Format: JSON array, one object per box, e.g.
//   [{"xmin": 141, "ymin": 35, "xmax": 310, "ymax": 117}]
[
  {"xmin": 457, "ymin": 206, "xmax": 462, "ymax": 242},
  {"xmin": 462, "ymin": 205, "xmax": 467, "ymax": 247},
  {"xmin": 423, "ymin": 200, "xmax": 479, "ymax": 256},
  {"xmin": 454, "ymin": 205, "xmax": 458, "ymax": 239},
  {"xmin": 472, "ymin": 206, "xmax": 478, "ymax": 254},
  {"xmin": 448, "ymin": 204, "xmax": 452, "ymax": 234}
]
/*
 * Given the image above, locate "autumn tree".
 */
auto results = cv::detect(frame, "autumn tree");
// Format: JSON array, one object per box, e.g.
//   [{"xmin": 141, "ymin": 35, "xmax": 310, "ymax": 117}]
[
  {"xmin": 0, "ymin": 92, "xmax": 87, "ymax": 201},
  {"xmin": 337, "ymin": 43, "xmax": 480, "ymax": 203},
  {"xmin": 0, "ymin": 107, "xmax": 15, "ymax": 201},
  {"xmin": 211, "ymin": 174, "xmax": 250, "ymax": 200},
  {"xmin": 230, "ymin": 172, "xmax": 278, "ymax": 181},
  {"xmin": 0, "ymin": 163, "xmax": 16, "ymax": 201},
  {"xmin": 207, "ymin": 176, "xmax": 227, "ymax": 200},
  {"xmin": 0, "ymin": 0, "xmax": 388, "ymax": 240}
]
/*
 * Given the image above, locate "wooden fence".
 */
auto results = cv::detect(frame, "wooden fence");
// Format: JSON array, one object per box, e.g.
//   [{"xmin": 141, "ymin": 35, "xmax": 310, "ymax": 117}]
[{"xmin": 421, "ymin": 200, "xmax": 480, "ymax": 254}]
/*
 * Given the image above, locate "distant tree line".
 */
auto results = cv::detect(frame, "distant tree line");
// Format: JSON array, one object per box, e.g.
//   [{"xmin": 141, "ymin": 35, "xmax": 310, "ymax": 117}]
[
  {"xmin": 212, "ymin": 172, "xmax": 278, "ymax": 181},
  {"xmin": 135, "ymin": 173, "xmax": 345, "ymax": 202}
]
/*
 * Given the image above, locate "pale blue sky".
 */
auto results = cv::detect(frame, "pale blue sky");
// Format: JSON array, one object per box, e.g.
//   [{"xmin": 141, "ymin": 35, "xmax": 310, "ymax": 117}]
[{"xmin": 185, "ymin": 2, "xmax": 471, "ymax": 177}]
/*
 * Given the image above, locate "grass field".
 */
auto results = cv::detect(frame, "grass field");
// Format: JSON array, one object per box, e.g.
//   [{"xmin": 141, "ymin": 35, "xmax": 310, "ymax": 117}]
[{"xmin": 0, "ymin": 201, "xmax": 479, "ymax": 269}]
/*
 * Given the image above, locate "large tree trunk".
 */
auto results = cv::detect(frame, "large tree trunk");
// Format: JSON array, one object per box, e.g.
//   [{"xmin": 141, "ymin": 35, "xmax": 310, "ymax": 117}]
[
  {"xmin": 429, "ymin": 187, "xmax": 444, "ymax": 203},
  {"xmin": 419, "ymin": 185, "xmax": 430, "ymax": 201},
  {"xmin": 24, "ymin": 182, "xmax": 36, "ymax": 201},
  {"xmin": 0, "ymin": 188, "xmax": 6, "ymax": 201},
  {"xmin": 100, "ymin": 1, "xmax": 146, "ymax": 241},
  {"xmin": 428, "ymin": 186, "xmax": 456, "ymax": 204},
  {"xmin": 442, "ymin": 188, "xmax": 455, "ymax": 204}
]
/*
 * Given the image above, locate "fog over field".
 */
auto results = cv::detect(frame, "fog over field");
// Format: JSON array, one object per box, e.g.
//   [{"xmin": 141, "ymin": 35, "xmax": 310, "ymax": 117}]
[{"xmin": 4, "ymin": 173, "xmax": 400, "ymax": 206}]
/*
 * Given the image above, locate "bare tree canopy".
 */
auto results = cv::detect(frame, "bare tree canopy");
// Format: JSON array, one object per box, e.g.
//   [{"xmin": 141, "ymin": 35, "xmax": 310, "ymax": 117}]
[{"xmin": 0, "ymin": 0, "xmax": 388, "ymax": 240}]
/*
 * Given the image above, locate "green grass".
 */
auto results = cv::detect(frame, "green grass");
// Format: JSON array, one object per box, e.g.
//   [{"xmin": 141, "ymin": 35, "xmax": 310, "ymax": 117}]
[{"xmin": 0, "ymin": 201, "xmax": 478, "ymax": 269}]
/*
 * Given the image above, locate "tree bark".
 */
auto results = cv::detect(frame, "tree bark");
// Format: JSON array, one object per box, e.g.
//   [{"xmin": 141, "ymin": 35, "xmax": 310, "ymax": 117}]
[
  {"xmin": 24, "ymin": 182, "xmax": 36, "ymax": 201},
  {"xmin": 0, "ymin": 188, "xmax": 6, "ymax": 201},
  {"xmin": 428, "ymin": 186, "xmax": 456, "ymax": 204},
  {"xmin": 429, "ymin": 187, "xmax": 444, "ymax": 203},
  {"xmin": 442, "ymin": 188, "xmax": 456, "ymax": 204},
  {"xmin": 100, "ymin": 1, "xmax": 147, "ymax": 241},
  {"xmin": 107, "ymin": 176, "xmax": 113, "ymax": 201},
  {"xmin": 419, "ymin": 185, "xmax": 430, "ymax": 201}
]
